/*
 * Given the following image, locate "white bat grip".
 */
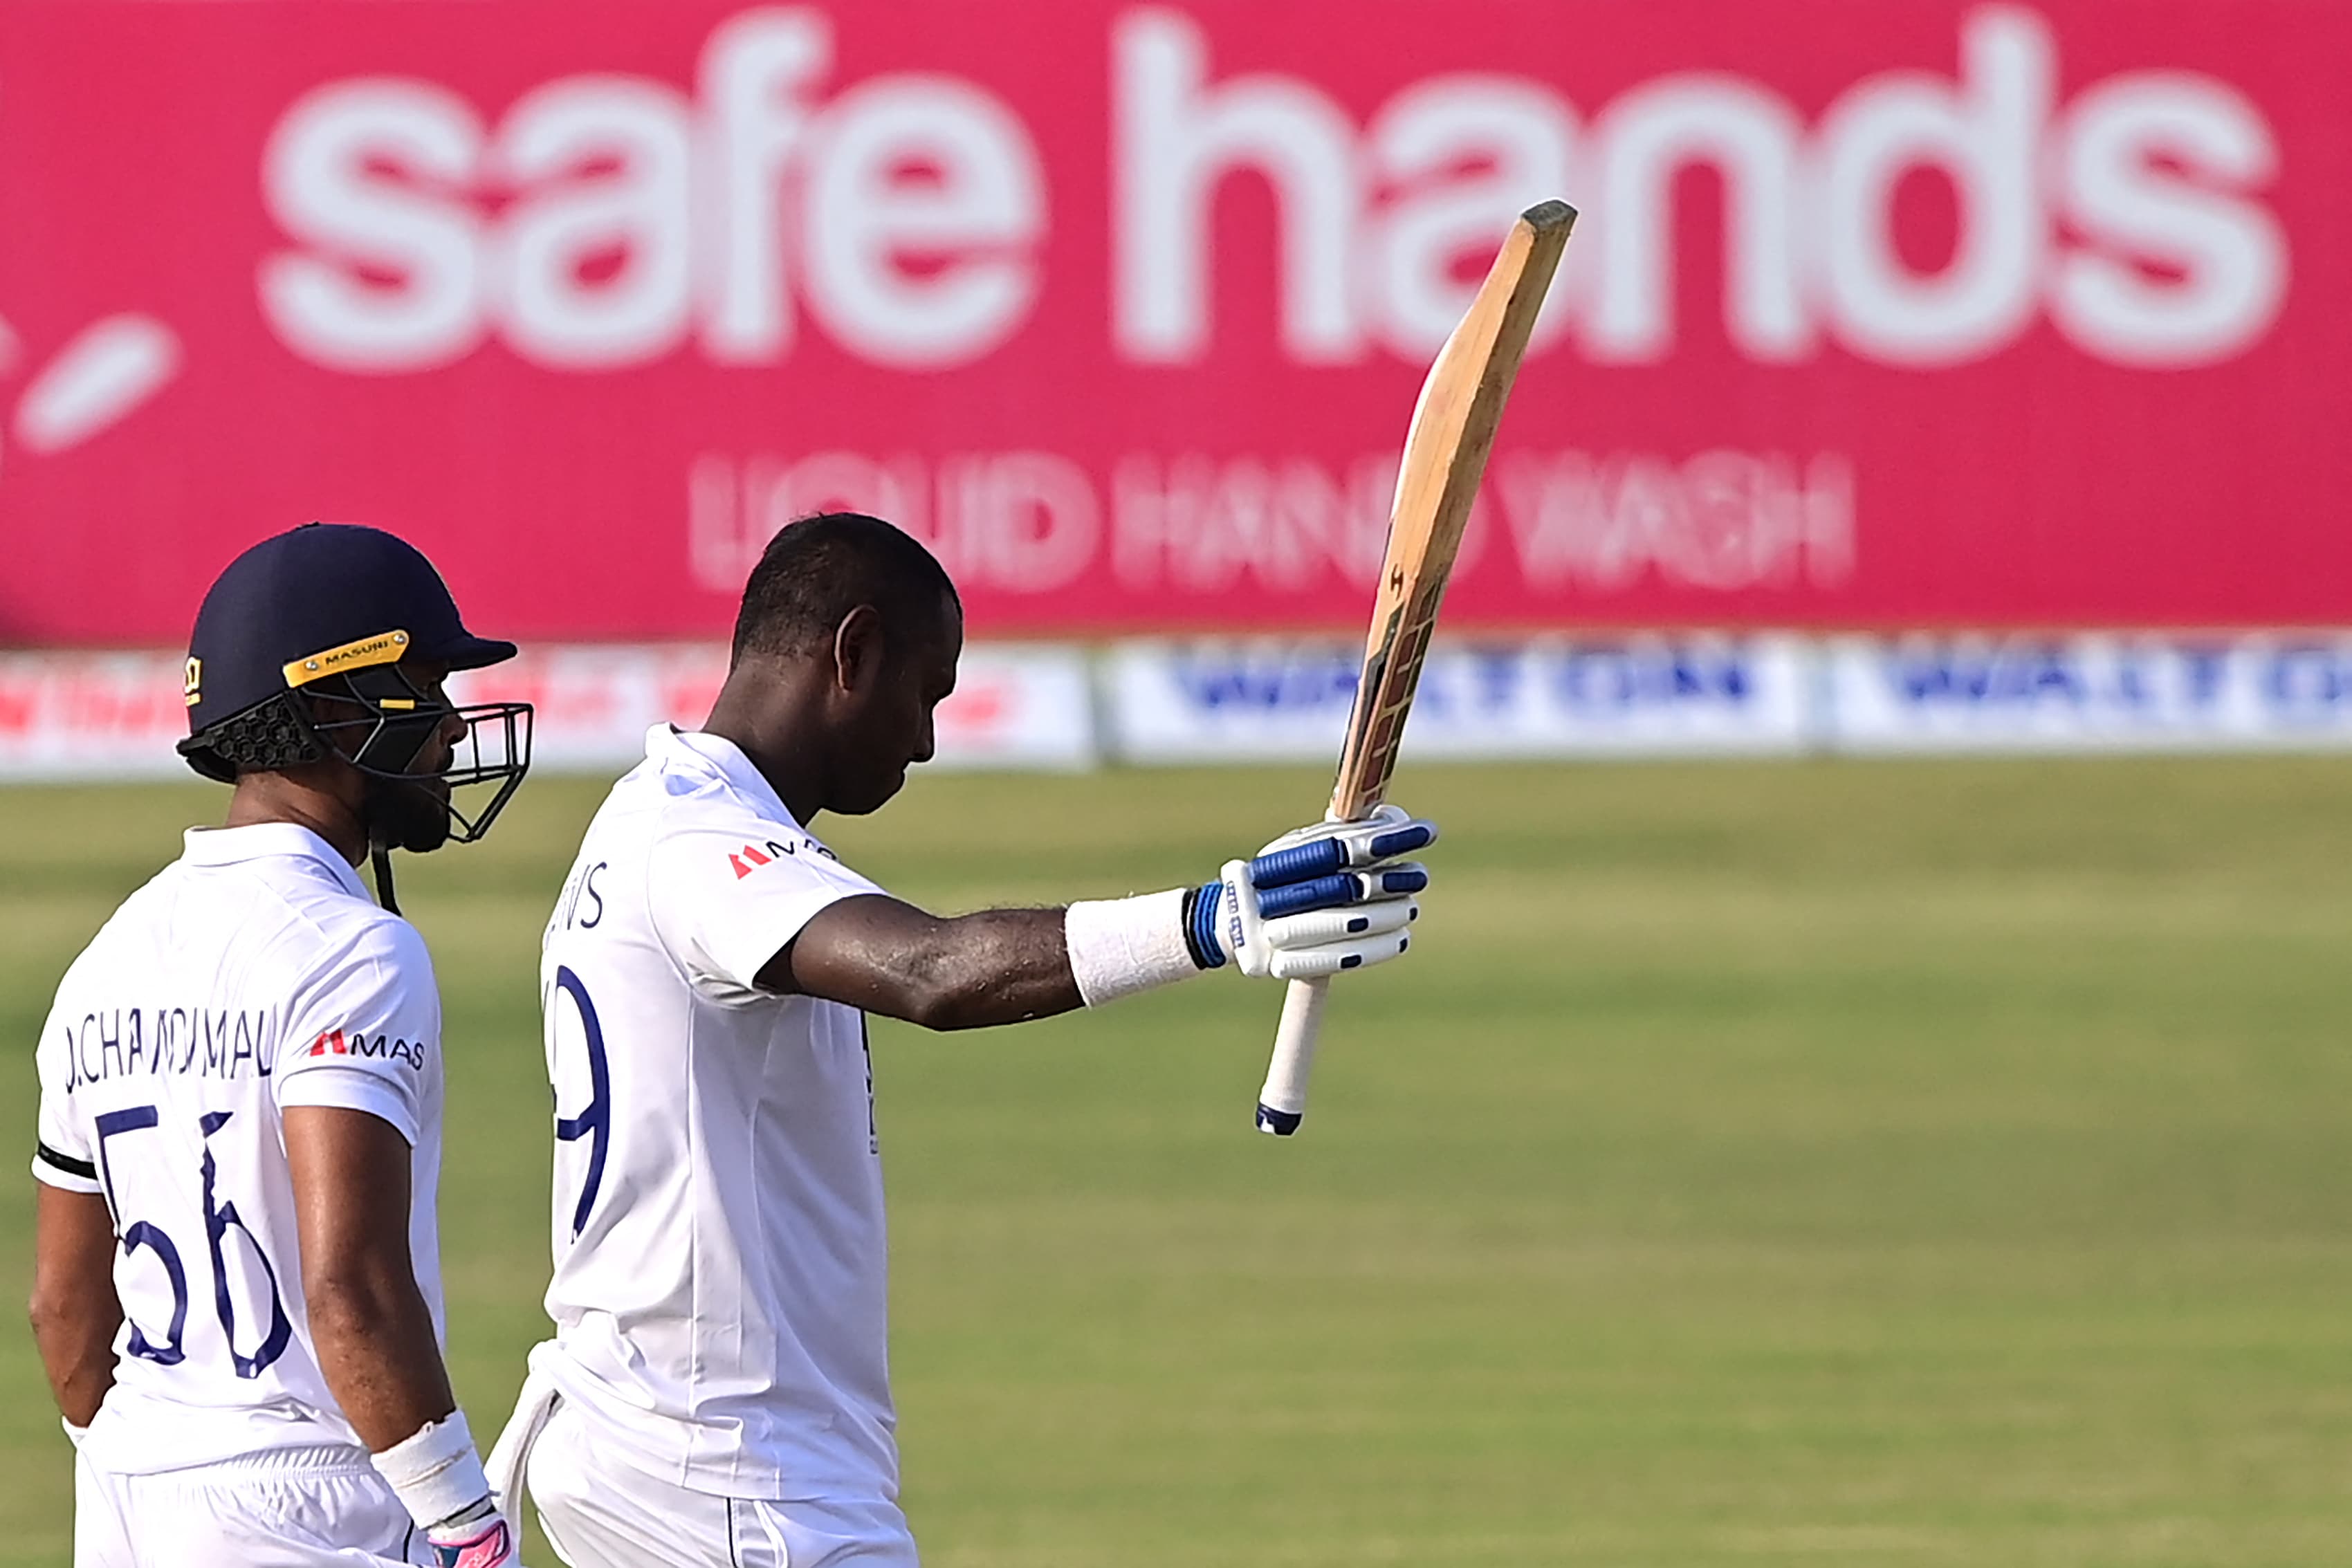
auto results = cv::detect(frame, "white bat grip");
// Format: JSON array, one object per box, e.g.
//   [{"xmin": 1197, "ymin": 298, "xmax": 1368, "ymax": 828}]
[{"xmin": 1255, "ymin": 975, "xmax": 1331, "ymax": 1135}]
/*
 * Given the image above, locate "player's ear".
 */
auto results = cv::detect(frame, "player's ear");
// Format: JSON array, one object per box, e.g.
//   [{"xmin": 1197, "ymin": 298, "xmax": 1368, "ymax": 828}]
[{"xmin": 831, "ymin": 604, "xmax": 886, "ymax": 696}]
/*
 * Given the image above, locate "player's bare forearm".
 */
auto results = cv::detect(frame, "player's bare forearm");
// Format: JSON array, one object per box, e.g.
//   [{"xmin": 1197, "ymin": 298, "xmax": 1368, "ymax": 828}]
[
  {"xmin": 282, "ymin": 1107, "xmax": 459, "ymax": 1451},
  {"xmin": 29, "ymin": 1184, "xmax": 122, "ymax": 1427},
  {"xmin": 765, "ymin": 894, "xmax": 1084, "ymax": 1029}
]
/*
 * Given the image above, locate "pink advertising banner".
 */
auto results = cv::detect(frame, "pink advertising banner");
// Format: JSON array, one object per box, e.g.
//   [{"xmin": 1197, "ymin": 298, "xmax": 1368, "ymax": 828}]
[{"xmin": 0, "ymin": 1, "xmax": 2346, "ymax": 643}]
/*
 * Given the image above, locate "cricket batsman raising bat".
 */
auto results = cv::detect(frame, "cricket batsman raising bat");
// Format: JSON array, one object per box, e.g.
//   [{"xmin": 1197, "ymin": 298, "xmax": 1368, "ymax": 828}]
[
  {"xmin": 490, "ymin": 514, "xmax": 1443, "ymax": 1568},
  {"xmin": 1256, "ymin": 199, "xmax": 1576, "ymax": 1136},
  {"xmin": 480, "ymin": 213, "xmax": 1566, "ymax": 1568}
]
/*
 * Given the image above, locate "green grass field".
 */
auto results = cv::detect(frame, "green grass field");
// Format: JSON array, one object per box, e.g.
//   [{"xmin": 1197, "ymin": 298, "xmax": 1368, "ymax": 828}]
[{"xmin": 5, "ymin": 757, "xmax": 2352, "ymax": 1566}]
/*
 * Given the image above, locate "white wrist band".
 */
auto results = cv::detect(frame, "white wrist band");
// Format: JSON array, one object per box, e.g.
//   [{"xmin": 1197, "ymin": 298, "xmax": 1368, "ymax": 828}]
[
  {"xmin": 371, "ymin": 1409, "xmax": 492, "ymax": 1531},
  {"xmin": 1065, "ymin": 889, "xmax": 1200, "ymax": 1006}
]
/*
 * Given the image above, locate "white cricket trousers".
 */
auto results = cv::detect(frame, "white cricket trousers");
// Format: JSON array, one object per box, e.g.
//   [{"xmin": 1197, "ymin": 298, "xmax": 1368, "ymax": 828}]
[
  {"xmin": 75, "ymin": 1444, "xmax": 428, "ymax": 1567},
  {"xmin": 524, "ymin": 1400, "xmax": 919, "ymax": 1568}
]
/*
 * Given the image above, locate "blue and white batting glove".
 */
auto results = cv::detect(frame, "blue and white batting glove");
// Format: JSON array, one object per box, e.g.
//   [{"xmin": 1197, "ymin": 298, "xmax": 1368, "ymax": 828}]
[
  {"xmin": 427, "ymin": 1499, "xmax": 522, "ymax": 1568},
  {"xmin": 1186, "ymin": 804, "xmax": 1436, "ymax": 981}
]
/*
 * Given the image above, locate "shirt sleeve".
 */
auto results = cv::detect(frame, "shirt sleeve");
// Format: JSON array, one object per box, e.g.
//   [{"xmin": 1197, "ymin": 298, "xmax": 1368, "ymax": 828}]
[
  {"xmin": 31, "ymin": 1007, "xmax": 100, "ymax": 1195},
  {"xmin": 646, "ymin": 815, "xmax": 890, "ymax": 997},
  {"xmin": 273, "ymin": 916, "xmax": 440, "ymax": 1147}
]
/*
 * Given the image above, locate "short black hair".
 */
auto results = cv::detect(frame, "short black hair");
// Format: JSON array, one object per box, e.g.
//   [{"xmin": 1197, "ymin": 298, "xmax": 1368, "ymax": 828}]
[{"xmin": 731, "ymin": 512, "xmax": 959, "ymax": 666}]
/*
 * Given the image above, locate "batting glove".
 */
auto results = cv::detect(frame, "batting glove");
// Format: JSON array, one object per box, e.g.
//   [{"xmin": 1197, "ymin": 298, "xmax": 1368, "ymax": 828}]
[
  {"xmin": 428, "ymin": 1500, "xmax": 522, "ymax": 1568},
  {"xmin": 1186, "ymin": 804, "xmax": 1436, "ymax": 981}
]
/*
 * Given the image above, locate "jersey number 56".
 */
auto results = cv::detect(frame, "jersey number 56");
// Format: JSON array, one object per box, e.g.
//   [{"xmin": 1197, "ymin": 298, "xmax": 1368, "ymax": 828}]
[{"xmin": 93, "ymin": 1107, "xmax": 294, "ymax": 1378}]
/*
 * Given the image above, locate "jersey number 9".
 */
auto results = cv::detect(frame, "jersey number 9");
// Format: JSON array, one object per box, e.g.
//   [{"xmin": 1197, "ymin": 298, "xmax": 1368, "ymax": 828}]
[{"xmin": 548, "ymin": 966, "xmax": 612, "ymax": 1241}]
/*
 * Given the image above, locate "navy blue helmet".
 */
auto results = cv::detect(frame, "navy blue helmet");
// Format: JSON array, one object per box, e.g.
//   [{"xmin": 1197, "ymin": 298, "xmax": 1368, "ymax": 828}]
[{"xmin": 178, "ymin": 523, "xmax": 533, "ymax": 854}]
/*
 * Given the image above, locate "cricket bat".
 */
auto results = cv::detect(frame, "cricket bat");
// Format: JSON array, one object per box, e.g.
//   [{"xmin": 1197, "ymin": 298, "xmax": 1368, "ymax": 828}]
[{"xmin": 1254, "ymin": 199, "xmax": 1575, "ymax": 1136}]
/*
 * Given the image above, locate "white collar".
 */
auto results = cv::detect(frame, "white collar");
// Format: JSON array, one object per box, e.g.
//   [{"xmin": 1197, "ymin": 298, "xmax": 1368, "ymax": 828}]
[
  {"xmin": 181, "ymin": 822, "xmax": 371, "ymax": 899},
  {"xmin": 645, "ymin": 724, "xmax": 802, "ymax": 829}
]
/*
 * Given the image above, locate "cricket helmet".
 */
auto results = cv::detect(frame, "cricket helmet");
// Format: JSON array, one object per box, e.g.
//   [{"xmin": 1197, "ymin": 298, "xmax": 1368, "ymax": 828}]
[{"xmin": 178, "ymin": 522, "xmax": 533, "ymax": 846}]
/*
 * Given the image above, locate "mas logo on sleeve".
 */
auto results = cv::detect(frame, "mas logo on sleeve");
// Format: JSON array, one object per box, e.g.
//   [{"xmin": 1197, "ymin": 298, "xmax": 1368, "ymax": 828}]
[
  {"xmin": 726, "ymin": 837, "xmax": 840, "ymax": 879},
  {"xmin": 305, "ymin": 1027, "xmax": 425, "ymax": 1069}
]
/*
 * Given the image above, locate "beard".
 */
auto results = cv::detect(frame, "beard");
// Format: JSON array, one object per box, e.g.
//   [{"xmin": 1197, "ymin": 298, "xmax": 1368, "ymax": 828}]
[{"xmin": 367, "ymin": 775, "xmax": 453, "ymax": 854}]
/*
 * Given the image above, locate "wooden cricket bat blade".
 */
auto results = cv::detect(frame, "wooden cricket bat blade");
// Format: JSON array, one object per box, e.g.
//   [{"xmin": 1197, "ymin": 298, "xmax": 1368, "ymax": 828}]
[{"xmin": 1256, "ymin": 200, "xmax": 1574, "ymax": 1137}]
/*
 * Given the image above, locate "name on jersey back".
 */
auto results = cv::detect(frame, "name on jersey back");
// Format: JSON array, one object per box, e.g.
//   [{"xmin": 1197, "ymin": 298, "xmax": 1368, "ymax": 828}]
[{"xmin": 56, "ymin": 1008, "xmax": 423, "ymax": 1093}]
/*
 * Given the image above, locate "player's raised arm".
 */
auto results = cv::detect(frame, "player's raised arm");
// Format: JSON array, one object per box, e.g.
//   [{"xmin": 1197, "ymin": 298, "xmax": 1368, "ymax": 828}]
[
  {"xmin": 766, "ymin": 804, "xmax": 1435, "ymax": 1031},
  {"xmin": 616, "ymin": 515, "xmax": 1437, "ymax": 1033}
]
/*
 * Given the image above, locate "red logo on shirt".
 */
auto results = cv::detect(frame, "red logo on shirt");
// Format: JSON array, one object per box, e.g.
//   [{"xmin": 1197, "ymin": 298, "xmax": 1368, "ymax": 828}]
[
  {"xmin": 727, "ymin": 840, "xmax": 802, "ymax": 879},
  {"xmin": 302, "ymin": 1027, "xmax": 423, "ymax": 1068}
]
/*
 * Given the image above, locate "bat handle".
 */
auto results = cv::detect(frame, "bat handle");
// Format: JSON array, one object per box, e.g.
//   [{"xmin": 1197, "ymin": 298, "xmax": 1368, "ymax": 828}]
[{"xmin": 1255, "ymin": 975, "xmax": 1331, "ymax": 1136}]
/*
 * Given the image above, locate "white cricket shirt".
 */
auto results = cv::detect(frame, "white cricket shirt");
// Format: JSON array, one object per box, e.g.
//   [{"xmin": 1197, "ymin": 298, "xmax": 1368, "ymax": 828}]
[
  {"xmin": 535, "ymin": 726, "xmax": 897, "ymax": 1502},
  {"xmin": 31, "ymin": 822, "xmax": 445, "ymax": 1475}
]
